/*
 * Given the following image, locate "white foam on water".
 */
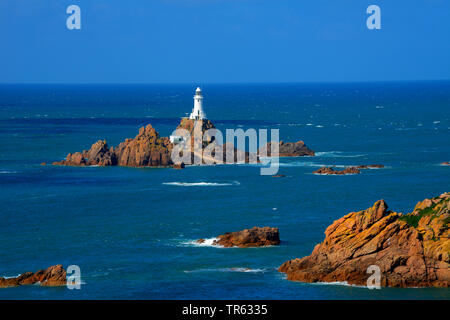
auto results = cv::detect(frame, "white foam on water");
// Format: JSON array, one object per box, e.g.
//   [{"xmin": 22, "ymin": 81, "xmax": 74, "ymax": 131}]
[
  {"xmin": 1, "ymin": 274, "xmax": 21, "ymax": 279},
  {"xmin": 184, "ymin": 267, "xmax": 267, "ymax": 274},
  {"xmin": 311, "ymin": 281, "xmax": 368, "ymax": 289},
  {"xmin": 163, "ymin": 181, "xmax": 240, "ymax": 187},
  {"xmin": 278, "ymin": 161, "xmax": 352, "ymax": 168},
  {"xmin": 181, "ymin": 238, "xmax": 222, "ymax": 247},
  {"xmin": 315, "ymin": 151, "xmax": 367, "ymax": 158},
  {"xmin": 0, "ymin": 170, "xmax": 17, "ymax": 174}
]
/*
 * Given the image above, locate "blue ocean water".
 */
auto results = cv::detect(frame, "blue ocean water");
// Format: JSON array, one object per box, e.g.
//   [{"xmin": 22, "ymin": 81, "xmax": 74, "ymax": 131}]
[{"xmin": 0, "ymin": 82, "xmax": 449, "ymax": 300}]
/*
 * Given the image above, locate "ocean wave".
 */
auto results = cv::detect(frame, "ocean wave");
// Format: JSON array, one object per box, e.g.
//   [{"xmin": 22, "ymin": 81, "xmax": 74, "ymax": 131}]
[
  {"xmin": 163, "ymin": 181, "xmax": 240, "ymax": 187},
  {"xmin": 315, "ymin": 151, "xmax": 367, "ymax": 158},
  {"xmin": 0, "ymin": 170, "xmax": 18, "ymax": 174},
  {"xmin": 181, "ymin": 238, "xmax": 222, "ymax": 247},
  {"xmin": 184, "ymin": 267, "xmax": 267, "ymax": 274},
  {"xmin": 311, "ymin": 281, "xmax": 368, "ymax": 288},
  {"xmin": 278, "ymin": 161, "xmax": 352, "ymax": 168}
]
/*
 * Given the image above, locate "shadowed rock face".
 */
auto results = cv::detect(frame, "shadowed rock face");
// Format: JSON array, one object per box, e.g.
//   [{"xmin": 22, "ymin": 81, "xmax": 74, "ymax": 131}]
[
  {"xmin": 202, "ymin": 227, "xmax": 280, "ymax": 248},
  {"xmin": 53, "ymin": 124, "xmax": 173, "ymax": 167},
  {"xmin": 0, "ymin": 265, "xmax": 66, "ymax": 288},
  {"xmin": 279, "ymin": 193, "xmax": 450, "ymax": 288},
  {"xmin": 258, "ymin": 141, "xmax": 315, "ymax": 157}
]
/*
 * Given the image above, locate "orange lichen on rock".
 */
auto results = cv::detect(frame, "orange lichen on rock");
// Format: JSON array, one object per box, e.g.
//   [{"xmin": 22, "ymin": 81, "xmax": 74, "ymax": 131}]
[{"xmin": 279, "ymin": 193, "xmax": 450, "ymax": 288}]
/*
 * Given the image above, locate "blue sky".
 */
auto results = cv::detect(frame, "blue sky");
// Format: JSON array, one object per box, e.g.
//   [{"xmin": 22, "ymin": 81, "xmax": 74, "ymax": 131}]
[{"xmin": 1, "ymin": 0, "xmax": 449, "ymax": 83}]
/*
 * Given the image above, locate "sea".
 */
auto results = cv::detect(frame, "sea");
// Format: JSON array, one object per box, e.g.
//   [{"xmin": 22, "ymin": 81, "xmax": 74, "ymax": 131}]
[{"xmin": 0, "ymin": 82, "xmax": 449, "ymax": 299}]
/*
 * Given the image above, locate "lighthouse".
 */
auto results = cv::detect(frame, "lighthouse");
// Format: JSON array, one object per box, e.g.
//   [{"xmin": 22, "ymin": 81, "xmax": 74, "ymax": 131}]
[{"xmin": 189, "ymin": 87, "xmax": 207, "ymax": 120}]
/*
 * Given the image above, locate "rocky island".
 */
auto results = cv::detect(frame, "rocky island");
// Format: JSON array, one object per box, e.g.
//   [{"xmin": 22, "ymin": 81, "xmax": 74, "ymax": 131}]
[
  {"xmin": 279, "ymin": 193, "xmax": 450, "ymax": 287},
  {"xmin": 0, "ymin": 265, "xmax": 66, "ymax": 288},
  {"xmin": 441, "ymin": 162, "xmax": 449, "ymax": 166},
  {"xmin": 197, "ymin": 227, "xmax": 280, "ymax": 248},
  {"xmin": 52, "ymin": 88, "xmax": 314, "ymax": 168},
  {"xmin": 313, "ymin": 166, "xmax": 361, "ymax": 175}
]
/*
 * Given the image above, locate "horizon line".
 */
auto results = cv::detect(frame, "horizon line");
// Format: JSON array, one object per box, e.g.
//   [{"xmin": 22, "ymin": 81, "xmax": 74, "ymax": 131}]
[{"xmin": 1, "ymin": 79, "xmax": 450, "ymax": 86}]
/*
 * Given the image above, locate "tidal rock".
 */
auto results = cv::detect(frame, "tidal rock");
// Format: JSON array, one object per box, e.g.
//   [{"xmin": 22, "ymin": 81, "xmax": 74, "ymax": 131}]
[
  {"xmin": 441, "ymin": 162, "xmax": 450, "ymax": 166},
  {"xmin": 313, "ymin": 166, "xmax": 361, "ymax": 175},
  {"xmin": 53, "ymin": 125, "xmax": 172, "ymax": 167},
  {"xmin": 0, "ymin": 265, "xmax": 67, "ymax": 288},
  {"xmin": 272, "ymin": 174, "xmax": 286, "ymax": 178},
  {"xmin": 259, "ymin": 140, "xmax": 315, "ymax": 157},
  {"xmin": 208, "ymin": 227, "xmax": 280, "ymax": 248},
  {"xmin": 279, "ymin": 193, "xmax": 450, "ymax": 288}
]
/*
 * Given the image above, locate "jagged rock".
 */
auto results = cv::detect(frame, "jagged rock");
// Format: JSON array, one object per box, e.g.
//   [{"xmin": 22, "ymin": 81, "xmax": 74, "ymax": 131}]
[
  {"xmin": 53, "ymin": 125, "xmax": 172, "ymax": 167},
  {"xmin": 258, "ymin": 140, "xmax": 315, "ymax": 157},
  {"xmin": 313, "ymin": 166, "xmax": 361, "ymax": 175},
  {"xmin": 204, "ymin": 227, "xmax": 280, "ymax": 248},
  {"xmin": 0, "ymin": 265, "xmax": 67, "ymax": 288},
  {"xmin": 114, "ymin": 125, "xmax": 172, "ymax": 167},
  {"xmin": 279, "ymin": 193, "xmax": 450, "ymax": 288}
]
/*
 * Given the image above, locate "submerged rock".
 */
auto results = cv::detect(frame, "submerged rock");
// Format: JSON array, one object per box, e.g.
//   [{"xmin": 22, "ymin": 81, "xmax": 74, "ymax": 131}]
[
  {"xmin": 0, "ymin": 265, "xmax": 67, "ymax": 288},
  {"xmin": 205, "ymin": 227, "xmax": 280, "ymax": 248},
  {"xmin": 259, "ymin": 140, "xmax": 315, "ymax": 157},
  {"xmin": 279, "ymin": 193, "xmax": 450, "ymax": 288}
]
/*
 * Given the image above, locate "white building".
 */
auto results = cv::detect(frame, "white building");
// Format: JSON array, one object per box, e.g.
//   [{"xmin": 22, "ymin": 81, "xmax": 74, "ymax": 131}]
[
  {"xmin": 189, "ymin": 87, "xmax": 207, "ymax": 120},
  {"xmin": 170, "ymin": 87, "xmax": 207, "ymax": 145}
]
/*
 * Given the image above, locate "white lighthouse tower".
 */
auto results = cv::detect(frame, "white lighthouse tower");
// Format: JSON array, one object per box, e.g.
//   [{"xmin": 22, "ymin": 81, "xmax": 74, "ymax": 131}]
[{"xmin": 189, "ymin": 87, "xmax": 207, "ymax": 120}]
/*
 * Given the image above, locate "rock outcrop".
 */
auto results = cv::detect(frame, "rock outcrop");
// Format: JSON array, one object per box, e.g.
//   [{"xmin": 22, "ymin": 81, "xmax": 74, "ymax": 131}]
[
  {"xmin": 197, "ymin": 227, "xmax": 280, "ymax": 248},
  {"xmin": 53, "ymin": 124, "xmax": 173, "ymax": 167},
  {"xmin": 313, "ymin": 166, "xmax": 361, "ymax": 175},
  {"xmin": 441, "ymin": 162, "xmax": 449, "ymax": 166},
  {"xmin": 259, "ymin": 141, "xmax": 315, "ymax": 157},
  {"xmin": 174, "ymin": 119, "xmax": 257, "ymax": 165},
  {"xmin": 313, "ymin": 165, "xmax": 385, "ymax": 175},
  {"xmin": 0, "ymin": 265, "xmax": 66, "ymax": 288},
  {"xmin": 279, "ymin": 193, "xmax": 450, "ymax": 288}
]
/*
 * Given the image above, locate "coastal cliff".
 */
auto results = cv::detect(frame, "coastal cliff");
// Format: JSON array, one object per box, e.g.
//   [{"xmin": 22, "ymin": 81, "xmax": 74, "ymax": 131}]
[{"xmin": 279, "ymin": 193, "xmax": 450, "ymax": 287}]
